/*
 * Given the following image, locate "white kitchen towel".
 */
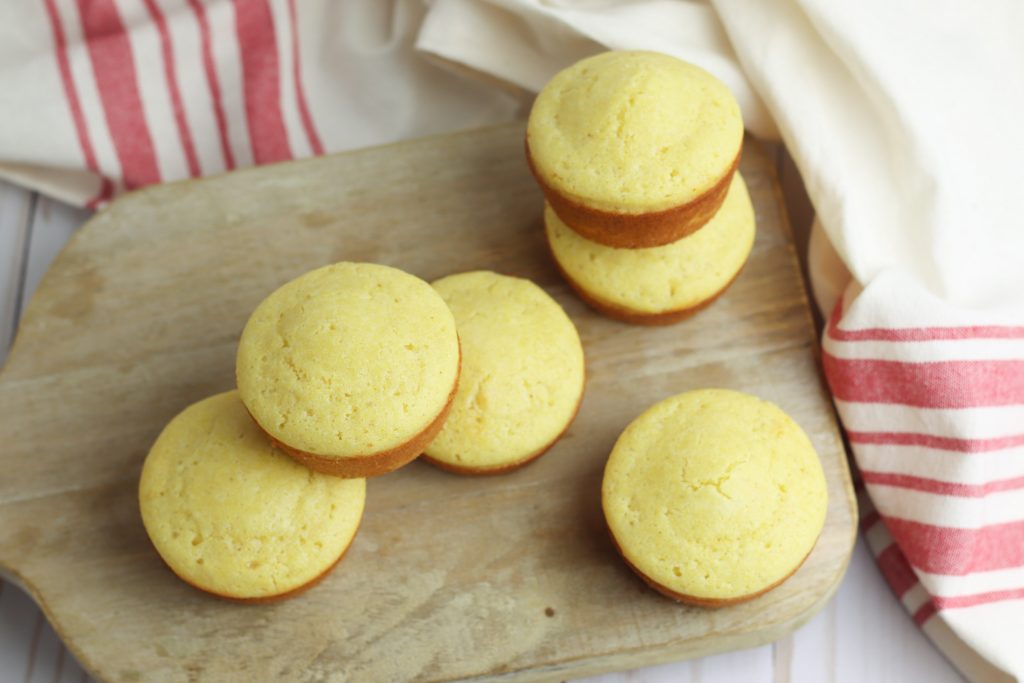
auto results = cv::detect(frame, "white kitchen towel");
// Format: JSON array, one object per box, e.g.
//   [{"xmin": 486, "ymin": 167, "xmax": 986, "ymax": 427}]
[
  {"xmin": 420, "ymin": 2, "xmax": 1024, "ymax": 682},
  {"xmin": 0, "ymin": 1, "xmax": 1022, "ymax": 682}
]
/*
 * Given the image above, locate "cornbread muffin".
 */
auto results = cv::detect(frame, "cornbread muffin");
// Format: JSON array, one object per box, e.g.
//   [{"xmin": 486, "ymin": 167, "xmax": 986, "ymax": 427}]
[
  {"xmin": 526, "ymin": 50, "xmax": 743, "ymax": 248},
  {"xmin": 546, "ymin": 173, "xmax": 755, "ymax": 325},
  {"xmin": 423, "ymin": 271, "xmax": 585, "ymax": 474},
  {"xmin": 602, "ymin": 389, "xmax": 828, "ymax": 606},
  {"xmin": 139, "ymin": 391, "xmax": 367, "ymax": 602},
  {"xmin": 236, "ymin": 262, "xmax": 460, "ymax": 478}
]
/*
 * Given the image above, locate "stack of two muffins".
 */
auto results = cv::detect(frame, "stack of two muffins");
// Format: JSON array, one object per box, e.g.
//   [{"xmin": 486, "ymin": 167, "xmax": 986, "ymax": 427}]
[{"xmin": 527, "ymin": 51, "xmax": 756, "ymax": 324}]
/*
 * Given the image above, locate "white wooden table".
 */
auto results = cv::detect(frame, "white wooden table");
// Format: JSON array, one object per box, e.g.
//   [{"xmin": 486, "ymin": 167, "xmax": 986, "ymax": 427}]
[{"xmin": 0, "ymin": 178, "xmax": 965, "ymax": 682}]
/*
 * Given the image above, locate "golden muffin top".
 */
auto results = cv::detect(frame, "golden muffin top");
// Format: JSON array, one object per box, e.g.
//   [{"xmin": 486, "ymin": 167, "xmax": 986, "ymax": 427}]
[
  {"xmin": 546, "ymin": 173, "xmax": 755, "ymax": 314},
  {"xmin": 426, "ymin": 271, "xmax": 585, "ymax": 470},
  {"xmin": 139, "ymin": 391, "xmax": 366, "ymax": 599},
  {"xmin": 527, "ymin": 51, "xmax": 743, "ymax": 214},
  {"xmin": 602, "ymin": 388, "xmax": 828, "ymax": 601},
  {"xmin": 236, "ymin": 262, "xmax": 460, "ymax": 458}
]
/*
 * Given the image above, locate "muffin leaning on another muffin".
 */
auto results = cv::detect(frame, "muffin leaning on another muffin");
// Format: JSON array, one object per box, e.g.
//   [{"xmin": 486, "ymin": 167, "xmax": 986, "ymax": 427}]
[
  {"xmin": 139, "ymin": 391, "xmax": 367, "ymax": 602},
  {"xmin": 236, "ymin": 262, "xmax": 461, "ymax": 478},
  {"xmin": 546, "ymin": 172, "xmax": 755, "ymax": 325},
  {"xmin": 423, "ymin": 271, "xmax": 585, "ymax": 475},
  {"xmin": 527, "ymin": 50, "xmax": 744, "ymax": 248},
  {"xmin": 602, "ymin": 388, "xmax": 828, "ymax": 607}
]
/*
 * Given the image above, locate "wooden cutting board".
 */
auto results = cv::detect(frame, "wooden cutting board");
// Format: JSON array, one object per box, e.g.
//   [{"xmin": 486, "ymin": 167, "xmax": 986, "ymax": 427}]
[{"xmin": 0, "ymin": 123, "xmax": 856, "ymax": 683}]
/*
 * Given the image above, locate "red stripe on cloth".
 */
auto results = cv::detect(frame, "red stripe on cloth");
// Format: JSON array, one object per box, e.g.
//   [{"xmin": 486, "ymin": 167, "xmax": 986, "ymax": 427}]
[
  {"xmin": 233, "ymin": 0, "xmax": 292, "ymax": 164},
  {"xmin": 84, "ymin": 178, "xmax": 114, "ymax": 209},
  {"xmin": 44, "ymin": 0, "xmax": 113, "ymax": 207},
  {"xmin": 885, "ymin": 517, "xmax": 1024, "ymax": 575},
  {"xmin": 143, "ymin": 0, "xmax": 200, "ymax": 177},
  {"xmin": 848, "ymin": 430, "xmax": 1024, "ymax": 453},
  {"xmin": 934, "ymin": 587, "xmax": 1024, "ymax": 610},
  {"xmin": 913, "ymin": 600, "xmax": 938, "ymax": 625},
  {"xmin": 827, "ymin": 300, "xmax": 1024, "ymax": 342},
  {"xmin": 187, "ymin": 0, "xmax": 234, "ymax": 170},
  {"xmin": 864, "ymin": 471, "xmax": 1024, "ymax": 498},
  {"xmin": 822, "ymin": 353, "xmax": 1024, "ymax": 408},
  {"xmin": 77, "ymin": 0, "xmax": 161, "ymax": 189},
  {"xmin": 287, "ymin": 0, "xmax": 323, "ymax": 155},
  {"xmin": 860, "ymin": 510, "xmax": 881, "ymax": 532},
  {"xmin": 909, "ymin": 589, "xmax": 1024, "ymax": 622},
  {"xmin": 877, "ymin": 543, "xmax": 919, "ymax": 598}
]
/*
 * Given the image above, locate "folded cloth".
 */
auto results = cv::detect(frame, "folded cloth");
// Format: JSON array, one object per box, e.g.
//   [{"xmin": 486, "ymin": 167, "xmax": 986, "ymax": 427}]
[
  {"xmin": 416, "ymin": 0, "xmax": 776, "ymax": 138},
  {"xmin": 718, "ymin": 5, "xmax": 1024, "ymax": 681},
  {"xmin": 0, "ymin": 1, "xmax": 1021, "ymax": 681},
  {"xmin": 418, "ymin": 1, "xmax": 1024, "ymax": 681},
  {"xmin": 0, "ymin": 0, "xmax": 522, "ymax": 207}
]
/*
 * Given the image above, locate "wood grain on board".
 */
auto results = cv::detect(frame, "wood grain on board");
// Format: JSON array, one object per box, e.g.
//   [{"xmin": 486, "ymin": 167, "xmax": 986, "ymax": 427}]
[{"xmin": 0, "ymin": 124, "xmax": 856, "ymax": 682}]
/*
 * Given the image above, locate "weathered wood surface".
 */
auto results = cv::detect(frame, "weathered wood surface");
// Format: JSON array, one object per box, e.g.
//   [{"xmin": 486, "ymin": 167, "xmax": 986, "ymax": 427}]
[{"xmin": 0, "ymin": 124, "xmax": 856, "ymax": 683}]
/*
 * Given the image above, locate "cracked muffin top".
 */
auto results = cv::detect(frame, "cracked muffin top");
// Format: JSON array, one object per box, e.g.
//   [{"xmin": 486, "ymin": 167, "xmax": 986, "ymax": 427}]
[
  {"xmin": 601, "ymin": 388, "xmax": 827, "ymax": 603},
  {"xmin": 236, "ymin": 261, "xmax": 459, "ymax": 458},
  {"xmin": 139, "ymin": 391, "xmax": 366, "ymax": 600},
  {"xmin": 526, "ymin": 50, "xmax": 743, "ymax": 214}
]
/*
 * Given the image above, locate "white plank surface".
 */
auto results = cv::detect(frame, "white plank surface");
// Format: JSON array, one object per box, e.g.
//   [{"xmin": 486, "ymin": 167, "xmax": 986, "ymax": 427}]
[
  {"xmin": 18, "ymin": 196, "xmax": 88, "ymax": 314},
  {"xmin": 0, "ymin": 177, "xmax": 963, "ymax": 683},
  {"xmin": 0, "ymin": 182, "xmax": 32, "ymax": 351},
  {"xmin": 0, "ymin": 181, "xmax": 94, "ymax": 683}
]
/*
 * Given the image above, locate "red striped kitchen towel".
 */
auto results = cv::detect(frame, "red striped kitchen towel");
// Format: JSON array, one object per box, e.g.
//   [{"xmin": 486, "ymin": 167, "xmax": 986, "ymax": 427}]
[
  {"xmin": 818, "ymin": 272, "xmax": 1024, "ymax": 682},
  {"xmin": 819, "ymin": 273, "xmax": 1024, "ymax": 681},
  {"xmin": 0, "ymin": 0, "xmax": 519, "ymax": 208},
  {"xmin": 42, "ymin": 0, "xmax": 320, "ymax": 207},
  {"xmin": 709, "ymin": 1, "xmax": 1024, "ymax": 678}
]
